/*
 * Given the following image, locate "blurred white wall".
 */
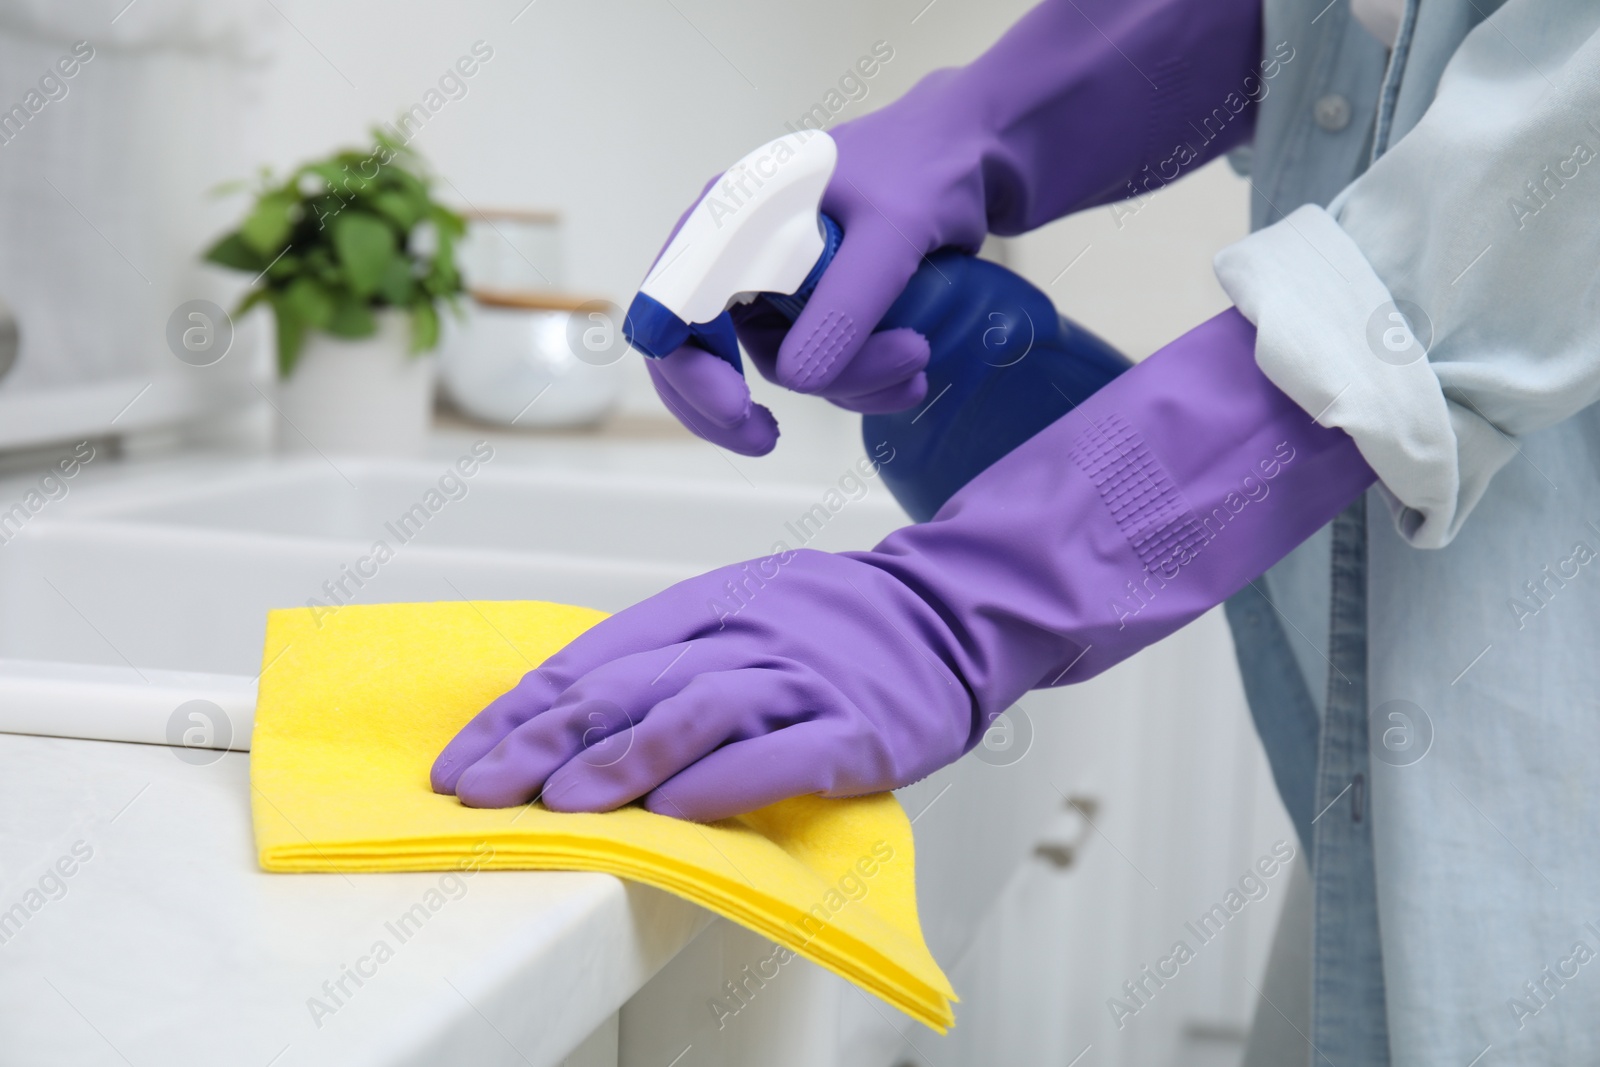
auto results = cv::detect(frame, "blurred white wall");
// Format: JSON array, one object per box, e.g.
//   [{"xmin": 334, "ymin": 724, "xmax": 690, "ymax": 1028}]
[
  {"xmin": 241, "ymin": 0, "xmax": 1248, "ymax": 421},
  {"xmin": 0, "ymin": 0, "xmax": 1248, "ymax": 444},
  {"xmin": 0, "ymin": 2, "xmax": 270, "ymax": 393},
  {"xmin": 235, "ymin": 0, "xmax": 1010, "ymax": 436}
]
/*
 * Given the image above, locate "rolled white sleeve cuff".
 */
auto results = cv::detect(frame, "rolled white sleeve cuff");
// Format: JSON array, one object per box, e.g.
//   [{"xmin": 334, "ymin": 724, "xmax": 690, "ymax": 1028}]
[{"xmin": 1213, "ymin": 205, "xmax": 1515, "ymax": 548}]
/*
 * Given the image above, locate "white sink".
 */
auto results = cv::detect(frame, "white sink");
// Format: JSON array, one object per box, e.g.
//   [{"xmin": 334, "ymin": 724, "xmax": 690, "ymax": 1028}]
[
  {"xmin": 0, "ymin": 449, "xmax": 1081, "ymax": 1065},
  {"xmin": 64, "ymin": 458, "xmax": 897, "ymax": 573},
  {"xmin": 0, "ymin": 457, "xmax": 904, "ymax": 676}
]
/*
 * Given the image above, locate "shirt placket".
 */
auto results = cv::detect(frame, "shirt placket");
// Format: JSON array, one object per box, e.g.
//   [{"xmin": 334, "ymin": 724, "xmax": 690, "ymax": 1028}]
[
  {"xmin": 1308, "ymin": 494, "xmax": 1389, "ymax": 1064},
  {"xmin": 1304, "ymin": 4, "xmax": 1419, "ymax": 1062}
]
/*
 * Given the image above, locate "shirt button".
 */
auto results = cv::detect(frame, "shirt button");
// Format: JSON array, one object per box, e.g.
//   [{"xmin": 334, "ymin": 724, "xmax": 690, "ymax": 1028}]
[{"xmin": 1314, "ymin": 93, "xmax": 1352, "ymax": 132}]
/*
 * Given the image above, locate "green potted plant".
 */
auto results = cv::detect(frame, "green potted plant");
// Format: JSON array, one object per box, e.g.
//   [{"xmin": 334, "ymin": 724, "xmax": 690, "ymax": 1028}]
[{"xmin": 204, "ymin": 130, "xmax": 465, "ymax": 455}]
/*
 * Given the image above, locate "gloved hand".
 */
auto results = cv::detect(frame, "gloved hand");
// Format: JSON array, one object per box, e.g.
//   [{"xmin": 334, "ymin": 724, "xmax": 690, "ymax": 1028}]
[
  {"xmin": 434, "ymin": 309, "xmax": 1375, "ymax": 821},
  {"xmin": 432, "ymin": 549, "xmax": 977, "ymax": 820},
  {"xmin": 646, "ymin": 0, "xmax": 1264, "ymax": 455}
]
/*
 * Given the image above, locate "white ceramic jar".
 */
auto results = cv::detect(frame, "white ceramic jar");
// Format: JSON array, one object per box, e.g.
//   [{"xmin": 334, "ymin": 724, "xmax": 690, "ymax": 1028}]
[{"xmin": 439, "ymin": 294, "xmax": 624, "ymax": 428}]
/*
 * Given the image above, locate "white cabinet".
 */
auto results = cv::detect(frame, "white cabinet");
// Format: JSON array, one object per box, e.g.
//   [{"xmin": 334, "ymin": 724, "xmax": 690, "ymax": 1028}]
[{"xmin": 616, "ymin": 611, "xmax": 1294, "ymax": 1067}]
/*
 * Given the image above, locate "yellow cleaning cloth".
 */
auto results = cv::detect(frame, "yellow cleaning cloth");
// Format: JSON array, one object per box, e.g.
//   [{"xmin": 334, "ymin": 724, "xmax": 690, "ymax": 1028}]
[{"xmin": 250, "ymin": 600, "xmax": 957, "ymax": 1031}]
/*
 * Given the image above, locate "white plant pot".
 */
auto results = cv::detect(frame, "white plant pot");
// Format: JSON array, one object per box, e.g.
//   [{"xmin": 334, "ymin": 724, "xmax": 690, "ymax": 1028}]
[{"xmin": 274, "ymin": 310, "xmax": 436, "ymax": 457}]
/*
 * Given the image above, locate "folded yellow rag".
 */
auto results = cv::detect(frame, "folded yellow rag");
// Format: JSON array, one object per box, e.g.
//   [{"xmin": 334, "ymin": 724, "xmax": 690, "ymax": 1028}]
[{"xmin": 250, "ymin": 600, "xmax": 956, "ymax": 1031}]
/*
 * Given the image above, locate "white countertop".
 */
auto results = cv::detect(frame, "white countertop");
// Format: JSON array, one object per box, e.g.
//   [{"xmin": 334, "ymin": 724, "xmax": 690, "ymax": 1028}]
[
  {"xmin": 0, "ymin": 416, "xmax": 885, "ymax": 1067},
  {"xmin": 0, "ymin": 731, "xmax": 710, "ymax": 1066}
]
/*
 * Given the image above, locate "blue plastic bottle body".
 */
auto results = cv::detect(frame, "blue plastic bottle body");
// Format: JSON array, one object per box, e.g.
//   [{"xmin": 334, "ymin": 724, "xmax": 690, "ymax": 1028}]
[{"xmin": 757, "ymin": 220, "xmax": 1132, "ymax": 522}]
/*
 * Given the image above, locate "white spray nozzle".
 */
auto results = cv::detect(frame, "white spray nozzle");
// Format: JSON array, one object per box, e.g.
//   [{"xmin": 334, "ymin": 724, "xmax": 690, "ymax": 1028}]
[{"xmin": 638, "ymin": 131, "xmax": 837, "ymax": 328}]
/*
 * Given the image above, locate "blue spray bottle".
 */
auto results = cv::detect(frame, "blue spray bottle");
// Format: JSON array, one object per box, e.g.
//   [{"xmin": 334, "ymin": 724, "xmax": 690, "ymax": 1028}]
[{"xmin": 625, "ymin": 131, "xmax": 1131, "ymax": 522}]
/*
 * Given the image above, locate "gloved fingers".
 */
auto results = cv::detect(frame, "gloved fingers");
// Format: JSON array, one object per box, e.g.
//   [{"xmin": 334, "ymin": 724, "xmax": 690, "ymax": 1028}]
[
  {"xmin": 540, "ymin": 668, "xmax": 811, "ymax": 813},
  {"xmin": 642, "ymin": 719, "xmax": 869, "ymax": 823},
  {"xmin": 640, "ymin": 176, "xmax": 783, "ymax": 450},
  {"xmin": 826, "ymin": 372, "xmax": 929, "ymax": 415},
  {"xmin": 647, "ymin": 357, "xmax": 779, "ymax": 456},
  {"xmin": 451, "ymin": 639, "xmax": 767, "ymax": 808},
  {"xmin": 808, "ymin": 327, "xmax": 930, "ymax": 402},
  {"xmin": 434, "ymin": 632, "xmax": 699, "ymax": 797},
  {"xmin": 736, "ymin": 306, "xmax": 929, "ymax": 413},
  {"xmin": 776, "ymin": 216, "xmax": 923, "ymax": 395},
  {"xmin": 430, "ymin": 667, "xmax": 563, "ymax": 794},
  {"xmin": 452, "ymin": 690, "xmax": 641, "ymax": 809},
  {"xmin": 728, "ymin": 303, "xmax": 786, "ymax": 384},
  {"xmin": 649, "ymin": 343, "xmax": 753, "ymax": 430}
]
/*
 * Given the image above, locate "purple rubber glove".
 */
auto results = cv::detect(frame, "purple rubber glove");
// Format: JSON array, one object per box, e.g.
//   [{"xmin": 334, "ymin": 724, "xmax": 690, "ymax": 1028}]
[
  {"xmin": 649, "ymin": 0, "xmax": 1264, "ymax": 455},
  {"xmin": 432, "ymin": 309, "xmax": 1375, "ymax": 821}
]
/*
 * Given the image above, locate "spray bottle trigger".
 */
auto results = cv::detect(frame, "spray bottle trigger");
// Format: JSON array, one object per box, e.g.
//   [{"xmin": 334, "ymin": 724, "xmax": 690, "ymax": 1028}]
[{"xmin": 623, "ymin": 291, "xmax": 743, "ymax": 372}]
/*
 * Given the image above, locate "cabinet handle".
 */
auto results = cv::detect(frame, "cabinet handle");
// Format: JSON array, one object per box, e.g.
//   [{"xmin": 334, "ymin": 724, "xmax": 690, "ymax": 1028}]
[{"xmin": 1033, "ymin": 794, "xmax": 1099, "ymax": 870}]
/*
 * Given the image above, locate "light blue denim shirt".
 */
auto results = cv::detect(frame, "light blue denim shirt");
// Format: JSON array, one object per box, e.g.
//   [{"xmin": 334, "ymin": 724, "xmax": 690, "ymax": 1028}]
[{"xmin": 1220, "ymin": 1, "xmax": 1600, "ymax": 1063}]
